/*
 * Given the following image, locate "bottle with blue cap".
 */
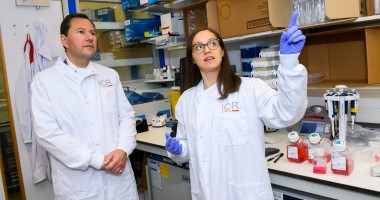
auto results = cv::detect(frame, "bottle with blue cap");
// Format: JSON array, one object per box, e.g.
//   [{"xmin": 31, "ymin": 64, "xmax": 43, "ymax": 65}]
[
  {"xmin": 308, "ymin": 133, "xmax": 331, "ymax": 163},
  {"xmin": 287, "ymin": 131, "xmax": 308, "ymax": 163},
  {"xmin": 331, "ymin": 139, "xmax": 354, "ymax": 176}
]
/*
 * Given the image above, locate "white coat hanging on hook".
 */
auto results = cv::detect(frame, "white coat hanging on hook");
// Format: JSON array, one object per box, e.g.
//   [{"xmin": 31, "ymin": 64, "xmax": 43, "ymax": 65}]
[{"xmin": 15, "ymin": 0, "xmax": 50, "ymax": 7}]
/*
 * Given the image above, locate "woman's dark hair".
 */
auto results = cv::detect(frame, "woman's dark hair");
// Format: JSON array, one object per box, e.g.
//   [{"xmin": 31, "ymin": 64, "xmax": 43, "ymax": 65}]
[{"xmin": 184, "ymin": 27, "xmax": 241, "ymax": 100}]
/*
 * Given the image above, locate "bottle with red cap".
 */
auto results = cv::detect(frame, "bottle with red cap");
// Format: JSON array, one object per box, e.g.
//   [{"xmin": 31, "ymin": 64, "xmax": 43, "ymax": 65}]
[
  {"xmin": 331, "ymin": 139, "xmax": 354, "ymax": 176},
  {"xmin": 287, "ymin": 131, "xmax": 308, "ymax": 163}
]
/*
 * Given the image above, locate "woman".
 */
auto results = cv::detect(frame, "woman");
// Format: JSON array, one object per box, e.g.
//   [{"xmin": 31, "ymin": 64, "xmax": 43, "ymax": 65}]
[{"xmin": 165, "ymin": 12, "xmax": 307, "ymax": 200}]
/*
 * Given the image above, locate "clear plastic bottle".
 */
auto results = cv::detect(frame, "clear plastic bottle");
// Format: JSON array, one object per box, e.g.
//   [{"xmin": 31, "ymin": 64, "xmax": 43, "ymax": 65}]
[
  {"xmin": 331, "ymin": 139, "xmax": 354, "ymax": 176},
  {"xmin": 313, "ymin": 148, "xmax": 327, "ymax": 174},
  {"xmin": 308, "ymin": 133, "xmax": 320, "ymax": 163},
  {"xmin": 287, "ymin": 131, "xmax": 308, "ymax": 163},
  {"xmin": 308, "ymin": 133, "xmax": 331, "ymax": 163}
]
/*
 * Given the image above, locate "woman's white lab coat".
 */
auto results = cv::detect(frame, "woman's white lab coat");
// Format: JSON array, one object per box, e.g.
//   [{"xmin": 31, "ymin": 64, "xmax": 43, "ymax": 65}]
[
  {"xmin": 31, "ymin": 57, "xmax": 138, "ymax": 200},
  {"xmin": 168, "ymin": 54, "xmax": 308, "ymax": 200}
]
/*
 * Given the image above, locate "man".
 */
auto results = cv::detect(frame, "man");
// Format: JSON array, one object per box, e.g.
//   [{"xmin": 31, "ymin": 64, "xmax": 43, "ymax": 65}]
[{"xmin": 31, "ymin": 13, "xmax": 139, "ymax": 199}]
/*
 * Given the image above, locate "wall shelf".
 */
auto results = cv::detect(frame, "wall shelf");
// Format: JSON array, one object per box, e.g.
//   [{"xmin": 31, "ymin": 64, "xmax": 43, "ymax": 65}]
[
  {"xmin": 145, "ymin": 78, "xmax": 174, "ymax": 83},
  {"xmin": 94, "ymin": 58, "xmax": 153, "ymax": 67},
  {"xmin": 94, "ymin": 22, "xmax": 124, "ymax": 31},
  {"xmin": 80, "ymin": 0, "xmax": 121, "ymax": 3},
  {"xmin": 222, "ymin": 15, "xmax": 380, "ymax": 44}
]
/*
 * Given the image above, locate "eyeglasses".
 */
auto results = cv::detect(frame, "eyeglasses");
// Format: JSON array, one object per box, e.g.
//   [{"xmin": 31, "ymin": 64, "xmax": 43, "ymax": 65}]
[{"xmin": 191, "ymin": 39, "xmax": 220, "ymax": 54}]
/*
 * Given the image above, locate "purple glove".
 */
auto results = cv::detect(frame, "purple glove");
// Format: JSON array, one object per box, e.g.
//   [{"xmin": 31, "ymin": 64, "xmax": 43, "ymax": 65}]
[
  {"xmin": 280, "ymin": 12, "xmax": 306, "ymax": 55},
  {"xmin": 165, "ymin": 132, "xmax": 182, "ymax": 155}
]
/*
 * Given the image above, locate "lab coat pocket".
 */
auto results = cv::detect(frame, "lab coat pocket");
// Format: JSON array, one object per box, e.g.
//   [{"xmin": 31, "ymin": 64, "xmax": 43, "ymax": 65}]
[
  {"xmin": 190, "ymin": 189, "xmax": 203, "ymax": 200},
  {"xmin": 216, "ymin": 112, "xmax": 248, "ymax": 146},
  {"xmin": 54, "ymin": 167, "xmax": 99, "ymax": 199},
  {"xmin": 99, "ymin": 86, "xmax": 117, "ymax": 114},
  {"xmin": 228, "ymin": 183, "xmax": 270, "ymax": 200}
]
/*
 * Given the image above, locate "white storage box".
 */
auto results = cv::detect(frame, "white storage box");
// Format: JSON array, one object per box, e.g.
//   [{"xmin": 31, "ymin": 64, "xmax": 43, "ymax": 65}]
[{"xmin": 160, "ymin": 12, "xmax": 184, "ymax": 36}]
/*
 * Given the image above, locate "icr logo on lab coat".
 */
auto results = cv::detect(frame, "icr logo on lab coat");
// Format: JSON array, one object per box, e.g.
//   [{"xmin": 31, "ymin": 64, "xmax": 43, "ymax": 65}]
[
  {"xmin": 98, "ymin": 79, "xmax": 113, "ymax": 87},
  {"xmin": 222, "ymin": 102, "xmax": 239, "ymax": 112}
]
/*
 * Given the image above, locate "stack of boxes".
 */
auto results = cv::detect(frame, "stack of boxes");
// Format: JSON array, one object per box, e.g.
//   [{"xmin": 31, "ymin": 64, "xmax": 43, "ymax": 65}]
[
  {"xmin": 121, "ymin": 1, "xmax": 162, "ymax": 41},
  {"xmin": 240, "ymin": 45, "xmax": 268, "ymax": 77},
  {"xmin": 250, "ymin": 46, "xmax": 280, "ymax": 88}
]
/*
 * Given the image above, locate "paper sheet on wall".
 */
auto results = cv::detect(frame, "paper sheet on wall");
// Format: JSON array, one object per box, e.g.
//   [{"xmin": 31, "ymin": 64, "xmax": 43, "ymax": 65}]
[{"xmin": 149, "ymin": 160, "xmax": 162, "ymax": 190}]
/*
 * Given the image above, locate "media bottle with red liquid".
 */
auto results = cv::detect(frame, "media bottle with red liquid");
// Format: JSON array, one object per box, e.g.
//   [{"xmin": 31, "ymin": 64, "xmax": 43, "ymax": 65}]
[
  {"xmin": 331, "ymin": 139, "xmax": 354, "ymax": 176},
  {"xmin": 308, "ymin": 133, "xmax": 331, "ymax": 163},
  {"xmin": 287, "ymin": 131, "xmax": 308, "ymax": 163},
  {"xmin": 313, "ymin": 148, "xmax": 327, "ymax": 174}
]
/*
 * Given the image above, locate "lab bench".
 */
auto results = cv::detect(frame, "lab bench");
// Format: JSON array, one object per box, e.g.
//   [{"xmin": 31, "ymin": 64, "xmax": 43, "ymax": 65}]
[{"xmin": 136, "ymin": 127, "xmax": 380, "ymax": 200}]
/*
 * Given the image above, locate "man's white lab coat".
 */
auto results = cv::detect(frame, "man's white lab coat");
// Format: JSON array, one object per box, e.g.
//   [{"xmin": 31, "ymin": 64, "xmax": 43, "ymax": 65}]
[
  {"xmin": 168, "ymin": 54, "xmax": 308, "ymax": 200},
  {"xmin": 31, "ymin": 57, "xmax": 138, "ymax": 199}
]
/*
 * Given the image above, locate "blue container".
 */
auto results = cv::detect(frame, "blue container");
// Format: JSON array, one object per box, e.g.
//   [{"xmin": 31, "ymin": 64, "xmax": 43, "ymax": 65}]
[
  {"xmin": 240, "ymin": 45, "xmax": 268, "ymax": 59},
  {"xmin": 122, "ymin": 0, "xmax": 140, "ymax": 10},
  {"xmin": 124, "ymin": 18, "xmax": 161, "ymax": 41},
  {"xmin": 124, "ymin": 89, "xmax": 148, "ymax": 105},
  {"xmin": 131, "ymin": 65, "xmax": 139, "ymax": 80}
]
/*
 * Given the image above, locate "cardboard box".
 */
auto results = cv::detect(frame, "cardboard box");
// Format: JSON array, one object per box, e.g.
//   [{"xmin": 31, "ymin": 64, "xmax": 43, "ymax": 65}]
[
  {"xmin": 367, "ymin": 0, "xmax": 380, "ymax": 16},
  {"xmin": 268, "ymin": 0, "xmax": 365, "ymax": 28},
  {"xmin": 299, "ymin": 28, "xmax": 380, "ymax": 86},
  {"xmin": 183, "ymin": 0, "xmax": 220, "ymax": 39},
  {"xmin": 218, "ymin": 0, "xmax": 274, "ymax": 38},
  {"xmin": 160, "ymin": 12, "xmax": 185, "ymax": 36}
]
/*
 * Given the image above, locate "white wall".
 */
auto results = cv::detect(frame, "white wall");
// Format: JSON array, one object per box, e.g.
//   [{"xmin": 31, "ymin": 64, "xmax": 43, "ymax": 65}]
[{"xmin": 0, "ymin": 0, "xmax": 64, "ymax": 199}]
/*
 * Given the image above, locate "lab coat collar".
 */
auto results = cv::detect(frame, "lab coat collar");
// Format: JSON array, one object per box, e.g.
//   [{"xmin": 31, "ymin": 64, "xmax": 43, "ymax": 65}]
[
  {"xmin": 62, "ymin": 56, "xmax": 97, "ymax": 80},
  {"xmin": 196, "ymin": 80, "xmax": 219, "ymax": 99}
]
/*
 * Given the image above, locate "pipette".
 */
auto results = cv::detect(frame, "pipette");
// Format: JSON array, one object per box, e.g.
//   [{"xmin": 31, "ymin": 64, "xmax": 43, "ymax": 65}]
[
  {"xmin": 339, "ymin": 92, "xmax": 346, "ymax": 141},
  {"xmin": 336, "ymin": 85, "xmax": 348, "ymax": 141},
  {"xmin": 325, "ymin": 92, "xmax": 335, "ymax": 139},
  {"xmin": 350, "ymin": 89, "xmax": 358, "ymax": 132}
]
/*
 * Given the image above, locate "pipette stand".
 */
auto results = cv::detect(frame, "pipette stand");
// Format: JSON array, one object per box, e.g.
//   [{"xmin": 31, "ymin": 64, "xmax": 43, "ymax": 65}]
[{"xmin": 323, "ymin": 85, "xmax": 360, "ymax": 142}]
